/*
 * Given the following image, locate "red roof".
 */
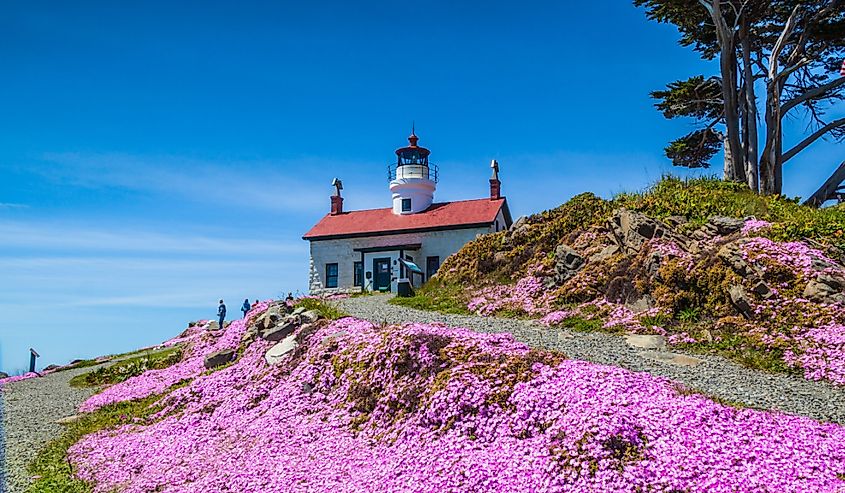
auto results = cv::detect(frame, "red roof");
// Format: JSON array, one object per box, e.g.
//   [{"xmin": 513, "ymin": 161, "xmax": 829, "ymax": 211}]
[{"xmin": 303, "ymin": 198, "xmax": 509, "ymax": 240}]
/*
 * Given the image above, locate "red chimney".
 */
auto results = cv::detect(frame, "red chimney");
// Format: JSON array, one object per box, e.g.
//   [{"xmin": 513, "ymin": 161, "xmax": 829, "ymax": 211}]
[
  {"xmin": 330, "ymin": 178, "xmax": 344, "ymax": 215},
  {"xmin": 330, "ymin": 195, "xmax": 344, "ymax": 215},
  {"xmin": 490, "ymin": 159, "xmax": 501, "ymax": 200}
]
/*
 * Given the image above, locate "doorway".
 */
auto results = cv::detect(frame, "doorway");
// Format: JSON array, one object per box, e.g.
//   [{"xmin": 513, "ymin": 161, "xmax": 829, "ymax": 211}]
[{"xmin": 373, "ymin": 257, "xmax": 392, "ymax": 292}]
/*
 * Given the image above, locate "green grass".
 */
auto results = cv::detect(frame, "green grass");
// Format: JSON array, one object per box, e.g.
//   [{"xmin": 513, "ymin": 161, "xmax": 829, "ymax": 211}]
[
  {"xmin": 677, "ymin": 336, "xmax": 798, "ymax": 376},
  {"xmin": 388, "ymin": 279, "xmax": 471, "ymax": 315},
  {"xmin": 25, "ymin": 384, "xmax": 188, "ymax": 493},
  {"xmin": 69, "ymin": 347, "xmax": 183, "ymax": 388},
  {"xmin": 296, "ymin": 297, "xmax": 349, "ymax": 320}
]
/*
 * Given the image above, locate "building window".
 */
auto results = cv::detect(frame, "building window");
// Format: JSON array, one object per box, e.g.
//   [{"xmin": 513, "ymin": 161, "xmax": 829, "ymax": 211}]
[
  {"xmin": 426, "ymin": 256, "xmax": 440, "ymax": 281},
  {"xmin": 401, "ymin": 198, "xmax": 412, "ymax": 212},
  {"xmin": 353, "ymin": 261, "xmax": 363, "ymax": 287},
  {"xmin": 495, "ymin": 220, "xmax": 500, "ymax": 231},
  {"xmin": 325, "ymin": 263, "xmax": 338, "ymax": 288}
]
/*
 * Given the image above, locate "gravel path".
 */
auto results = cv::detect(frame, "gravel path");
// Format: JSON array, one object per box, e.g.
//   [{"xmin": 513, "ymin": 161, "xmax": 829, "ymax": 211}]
[
  {"xmin": 1, "ymin": 366, "xmax": 102, "ymax": 493},
  {"xmin": 335, "ymin": 295, "xmax": 845, "ymax": 424}
]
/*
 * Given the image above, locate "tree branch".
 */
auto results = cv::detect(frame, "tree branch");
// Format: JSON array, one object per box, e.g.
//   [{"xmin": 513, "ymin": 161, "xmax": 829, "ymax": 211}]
[
  {"xmin": 782, "ymin": 77, "xmax": 845, "ymax": 115},
  {"xmin": 782, "ymin": 117, "xmax": 845, "ymax": 164},
  {"xmin": 803, "ymin": 159, "xmax": 845, "ymax": 207},
  {"xmin": 769, "ymin": 5, "xmax": 801, "ymax": 81}
]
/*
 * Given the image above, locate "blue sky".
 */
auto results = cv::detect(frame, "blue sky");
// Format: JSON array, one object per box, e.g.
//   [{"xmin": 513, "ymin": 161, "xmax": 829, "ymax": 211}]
[{"xmin": 1, "ymin": 1, "xmax": 842, "ymax": 373}]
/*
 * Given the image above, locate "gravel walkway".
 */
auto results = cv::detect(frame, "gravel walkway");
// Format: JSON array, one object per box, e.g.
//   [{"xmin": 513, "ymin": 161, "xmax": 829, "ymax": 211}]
[
  {"xmin": 0, "ymin": 366, "xmax": 103, "ymax": 493},
  {"xmin": 335, "ymin": 295, "xmax": 845, "ymax": 424}
]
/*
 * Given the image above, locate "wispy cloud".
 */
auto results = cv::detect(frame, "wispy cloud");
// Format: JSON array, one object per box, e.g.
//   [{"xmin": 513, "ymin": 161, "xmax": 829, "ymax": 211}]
[
  {"xmin": 0, "ymin": 220, "xmax": 305, "ymax": 256},
  {"xmin": 35, "ymin": 152, "xmax": 378, "ymax": 213},
  {"xmin": 0, "ymin": 202, "xmax": 29, "ymax": 209}
]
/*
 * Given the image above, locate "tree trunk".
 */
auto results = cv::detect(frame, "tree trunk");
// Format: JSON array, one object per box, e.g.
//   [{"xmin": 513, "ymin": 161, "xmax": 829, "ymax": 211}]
[
  {"xmin": 721, "ymin": 40, "xmax": 745, "ymax": 183},
  {"xmin": 740, "ymin": 26, "xmax": 758, "ymax": 192},
  {"xmin": 760, "ymin": 5, "xmax": 800, "ymax": 195},
  {"xmin": 760, "ymin": 82, "xmax": 781, "ymax": 195},
  {"xmin": 701, "ymin": 0, "xmax": 745, "ymax": 183}
]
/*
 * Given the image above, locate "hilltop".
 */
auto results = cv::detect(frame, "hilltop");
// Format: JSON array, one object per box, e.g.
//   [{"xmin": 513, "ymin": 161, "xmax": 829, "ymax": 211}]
[{"xmin": 398, "ymin": 177, "xmax": 845, "ymax": 386}]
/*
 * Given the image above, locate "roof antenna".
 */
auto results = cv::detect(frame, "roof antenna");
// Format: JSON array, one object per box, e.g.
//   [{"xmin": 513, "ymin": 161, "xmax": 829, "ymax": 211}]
[{"xmin": 411, "ymin": 120, "xmax": 415, "ymax": 136}]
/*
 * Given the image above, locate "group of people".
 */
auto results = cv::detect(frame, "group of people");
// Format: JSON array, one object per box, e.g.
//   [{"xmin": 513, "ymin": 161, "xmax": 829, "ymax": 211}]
[{"xmin": 215, "ymin": 293, "xmax": 295, "ymax": 329}]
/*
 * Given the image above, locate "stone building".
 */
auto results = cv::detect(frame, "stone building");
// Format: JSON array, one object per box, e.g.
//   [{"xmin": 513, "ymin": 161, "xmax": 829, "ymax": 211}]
[{"xmin": 303, "ymin": 131, "xmax": 512, "ymax": 294}]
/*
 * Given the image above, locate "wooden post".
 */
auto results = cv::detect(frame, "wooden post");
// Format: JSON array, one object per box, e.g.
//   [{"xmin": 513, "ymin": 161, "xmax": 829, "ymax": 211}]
[{"xmin": 29, "ymin": 348, "xmax": 40, "ymax": 373}]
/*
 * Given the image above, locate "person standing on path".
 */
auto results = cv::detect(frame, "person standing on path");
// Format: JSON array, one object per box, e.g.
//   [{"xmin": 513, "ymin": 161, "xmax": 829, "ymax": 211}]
[
  {"xmin": 241, "ymin": 298, "xmax": 250, "ymax": 318},
  {"xmin": 217, "ymin": 299, "xmax": 227, "ymax": 329}
]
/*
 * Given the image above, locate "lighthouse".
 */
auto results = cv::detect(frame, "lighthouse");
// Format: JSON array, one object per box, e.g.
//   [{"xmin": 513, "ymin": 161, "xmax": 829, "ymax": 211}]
[
  {"xmin": 388, "ymin": 130, "xmax": 438, "ymax": 215},
  {"xmin": 304, "ymin": 129, "xmax": 512, "ymax": 295}
]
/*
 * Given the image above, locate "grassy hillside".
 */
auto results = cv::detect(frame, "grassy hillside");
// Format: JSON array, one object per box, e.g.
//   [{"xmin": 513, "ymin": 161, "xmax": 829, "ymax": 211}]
[{"xmin": 395, "ymin": 177, "xmax": 845, "ymax": 383}]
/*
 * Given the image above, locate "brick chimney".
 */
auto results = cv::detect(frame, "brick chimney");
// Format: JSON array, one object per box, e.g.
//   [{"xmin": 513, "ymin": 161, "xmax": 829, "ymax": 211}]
[
  {"xmin": 489, "ymin": 159, "xmax": 501, "ymax": 200},
  {"xmin": 330, "ymin": 177, "xmax": 344, "ymax": 215},
  {"xmin": 330, "ymin": 195, "xmax": 344, "ymax": 215}
]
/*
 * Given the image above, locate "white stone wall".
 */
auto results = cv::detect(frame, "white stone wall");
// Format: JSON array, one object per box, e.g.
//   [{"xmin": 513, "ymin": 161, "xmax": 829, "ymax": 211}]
[{"xmin": 308, "ymin": 225, "xmax": 495, "ymax": 295}]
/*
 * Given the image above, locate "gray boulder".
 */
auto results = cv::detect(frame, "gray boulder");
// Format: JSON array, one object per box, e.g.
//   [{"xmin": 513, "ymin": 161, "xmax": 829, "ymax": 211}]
[
  {"xmin": 588, "ymin": 244, "xmax": 619, "ymax": 263},
  {"xmin": 204, "ymin": 349, "xmax": 236, "ymax": 369},
  {"xmin": 259, "ymin": 317, "xmax": 298, "ymax": 342},
  {"xmin": 624, "ymin": 334, "xmax": 666, "ymax": 350},
  {"xmin": 803, "ymin": 274, "xmax": 845, "ymax": 304},
  {"xmin": 264, "ymin": 334, "xmax": 299, "ymax": 365},
  {"xmin": 728, "ymin": 285, "xmax": 754, "ymax": 318},
  {"xmin": 709, "ymin": 216, "xmax": 745, "ymax": 235},
  {"xmin": 553, "ymin": 244, "xmax": 585, "ymax": 285},
  {"xmin": 292, "ymin": 306, "xmax": 307, "ymax": 316},
  {"xmin": 240, "ymin": 325, "xmax": 259, "ymax": 347},
  {"xmin": 0, "ymin": 371, "xmax": 8, "ymax": 379},
  {"xmin": 717, "ymin": 241, "xmax": 757, "ymax": 278},
  {"xmin": 751, "ymin": 280, "xmax": 774, "ymax": 299},
  {"xmin": 300, "ymin": 310, "xmax": 322, "ymax": 325},
  {"xmin": 510, "ymin": 215, "xmax": 529, "ymax": 232}
]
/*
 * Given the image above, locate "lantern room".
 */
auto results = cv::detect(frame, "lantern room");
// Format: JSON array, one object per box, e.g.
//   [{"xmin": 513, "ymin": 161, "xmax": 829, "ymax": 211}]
[{"xmin": 388, "ymin": 130, "xmax": 439, "ymax": 215}]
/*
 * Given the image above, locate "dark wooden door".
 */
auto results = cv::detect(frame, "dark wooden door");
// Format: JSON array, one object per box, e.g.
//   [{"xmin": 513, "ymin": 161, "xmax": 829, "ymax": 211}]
[{"xmin": 373, "ymin": 257, "xmax": 392, "ymax": 292}]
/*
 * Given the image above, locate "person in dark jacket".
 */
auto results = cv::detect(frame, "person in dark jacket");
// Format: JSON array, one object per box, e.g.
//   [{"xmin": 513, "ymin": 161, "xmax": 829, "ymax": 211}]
[
  {"xmin": 217, "ymin": 299, "xmax": 227, "ymax": 329},
  {"xmin": 241, "ymin": 298, "xmax": 250, "ymax": 318}
]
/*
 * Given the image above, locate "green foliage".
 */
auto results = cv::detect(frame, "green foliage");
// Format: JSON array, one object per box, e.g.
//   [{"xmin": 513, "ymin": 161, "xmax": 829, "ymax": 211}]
[
  {"xmin": 69, "ymin": 347, "xmax": 183, "ymax": 388},
  {"xmin": 677, "ymin": 307, "xmax": 701, "ymax": 323},
  {"xmin": 652, "ymin": 75, "xmax": 723, "ymax": 120},
  {"xmin": 296, "ymin": 297, "xmax": 348, "ymax": 320},
  {"xmin": 678, "ymin": 335, "xmax": 797, "ymax": 376},
  {"xmin": 389, "ymin": 279, "xmax": 470, "ymax": 315},
  {"xmin": 664, "ymin": 129, "xmax": 722, "ymax": 168}
]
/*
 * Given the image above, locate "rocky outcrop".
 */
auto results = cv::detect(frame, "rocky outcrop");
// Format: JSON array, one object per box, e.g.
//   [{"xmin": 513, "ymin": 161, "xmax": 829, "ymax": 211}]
[
  {"xmin": 717, "ymin": 241, "xmax": 758, "ymax": 278},
  {"xmin": 553, "ymin": 244, "xmax": 585, "ymax": 285},
  {"xmin": 692, "ymin": 216, "xmax": 745, "ymax": 240},
  {"xmin": 204, "ymin": 349, "xmax": 236, "ymax": 369},
  {"xmin": 607, "ymin": 209, "xmax": 693, "ymax": 255},
  {"xmin": 803, "ymin": 274, "xmax": 845, "ymax": 305}
]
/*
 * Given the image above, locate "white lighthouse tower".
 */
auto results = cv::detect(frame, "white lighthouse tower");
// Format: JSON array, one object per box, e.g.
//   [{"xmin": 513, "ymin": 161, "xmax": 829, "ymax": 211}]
[{"xmin": 389, "ymin": 129, "xmax": 438, "ymax": 215}]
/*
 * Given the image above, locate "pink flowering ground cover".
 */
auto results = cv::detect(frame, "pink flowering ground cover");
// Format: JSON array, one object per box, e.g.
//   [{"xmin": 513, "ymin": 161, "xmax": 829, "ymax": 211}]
[
  {"xmin": 79, "ymin": 301, "xmax": 270, "ymax": 412},
  {"xmin": 0, "ymin": 372, "xmax": 39, "ymax": 387},
  {"xmin": 69, "ymin": 314, "xmax": 845, "ymax": 492}
]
